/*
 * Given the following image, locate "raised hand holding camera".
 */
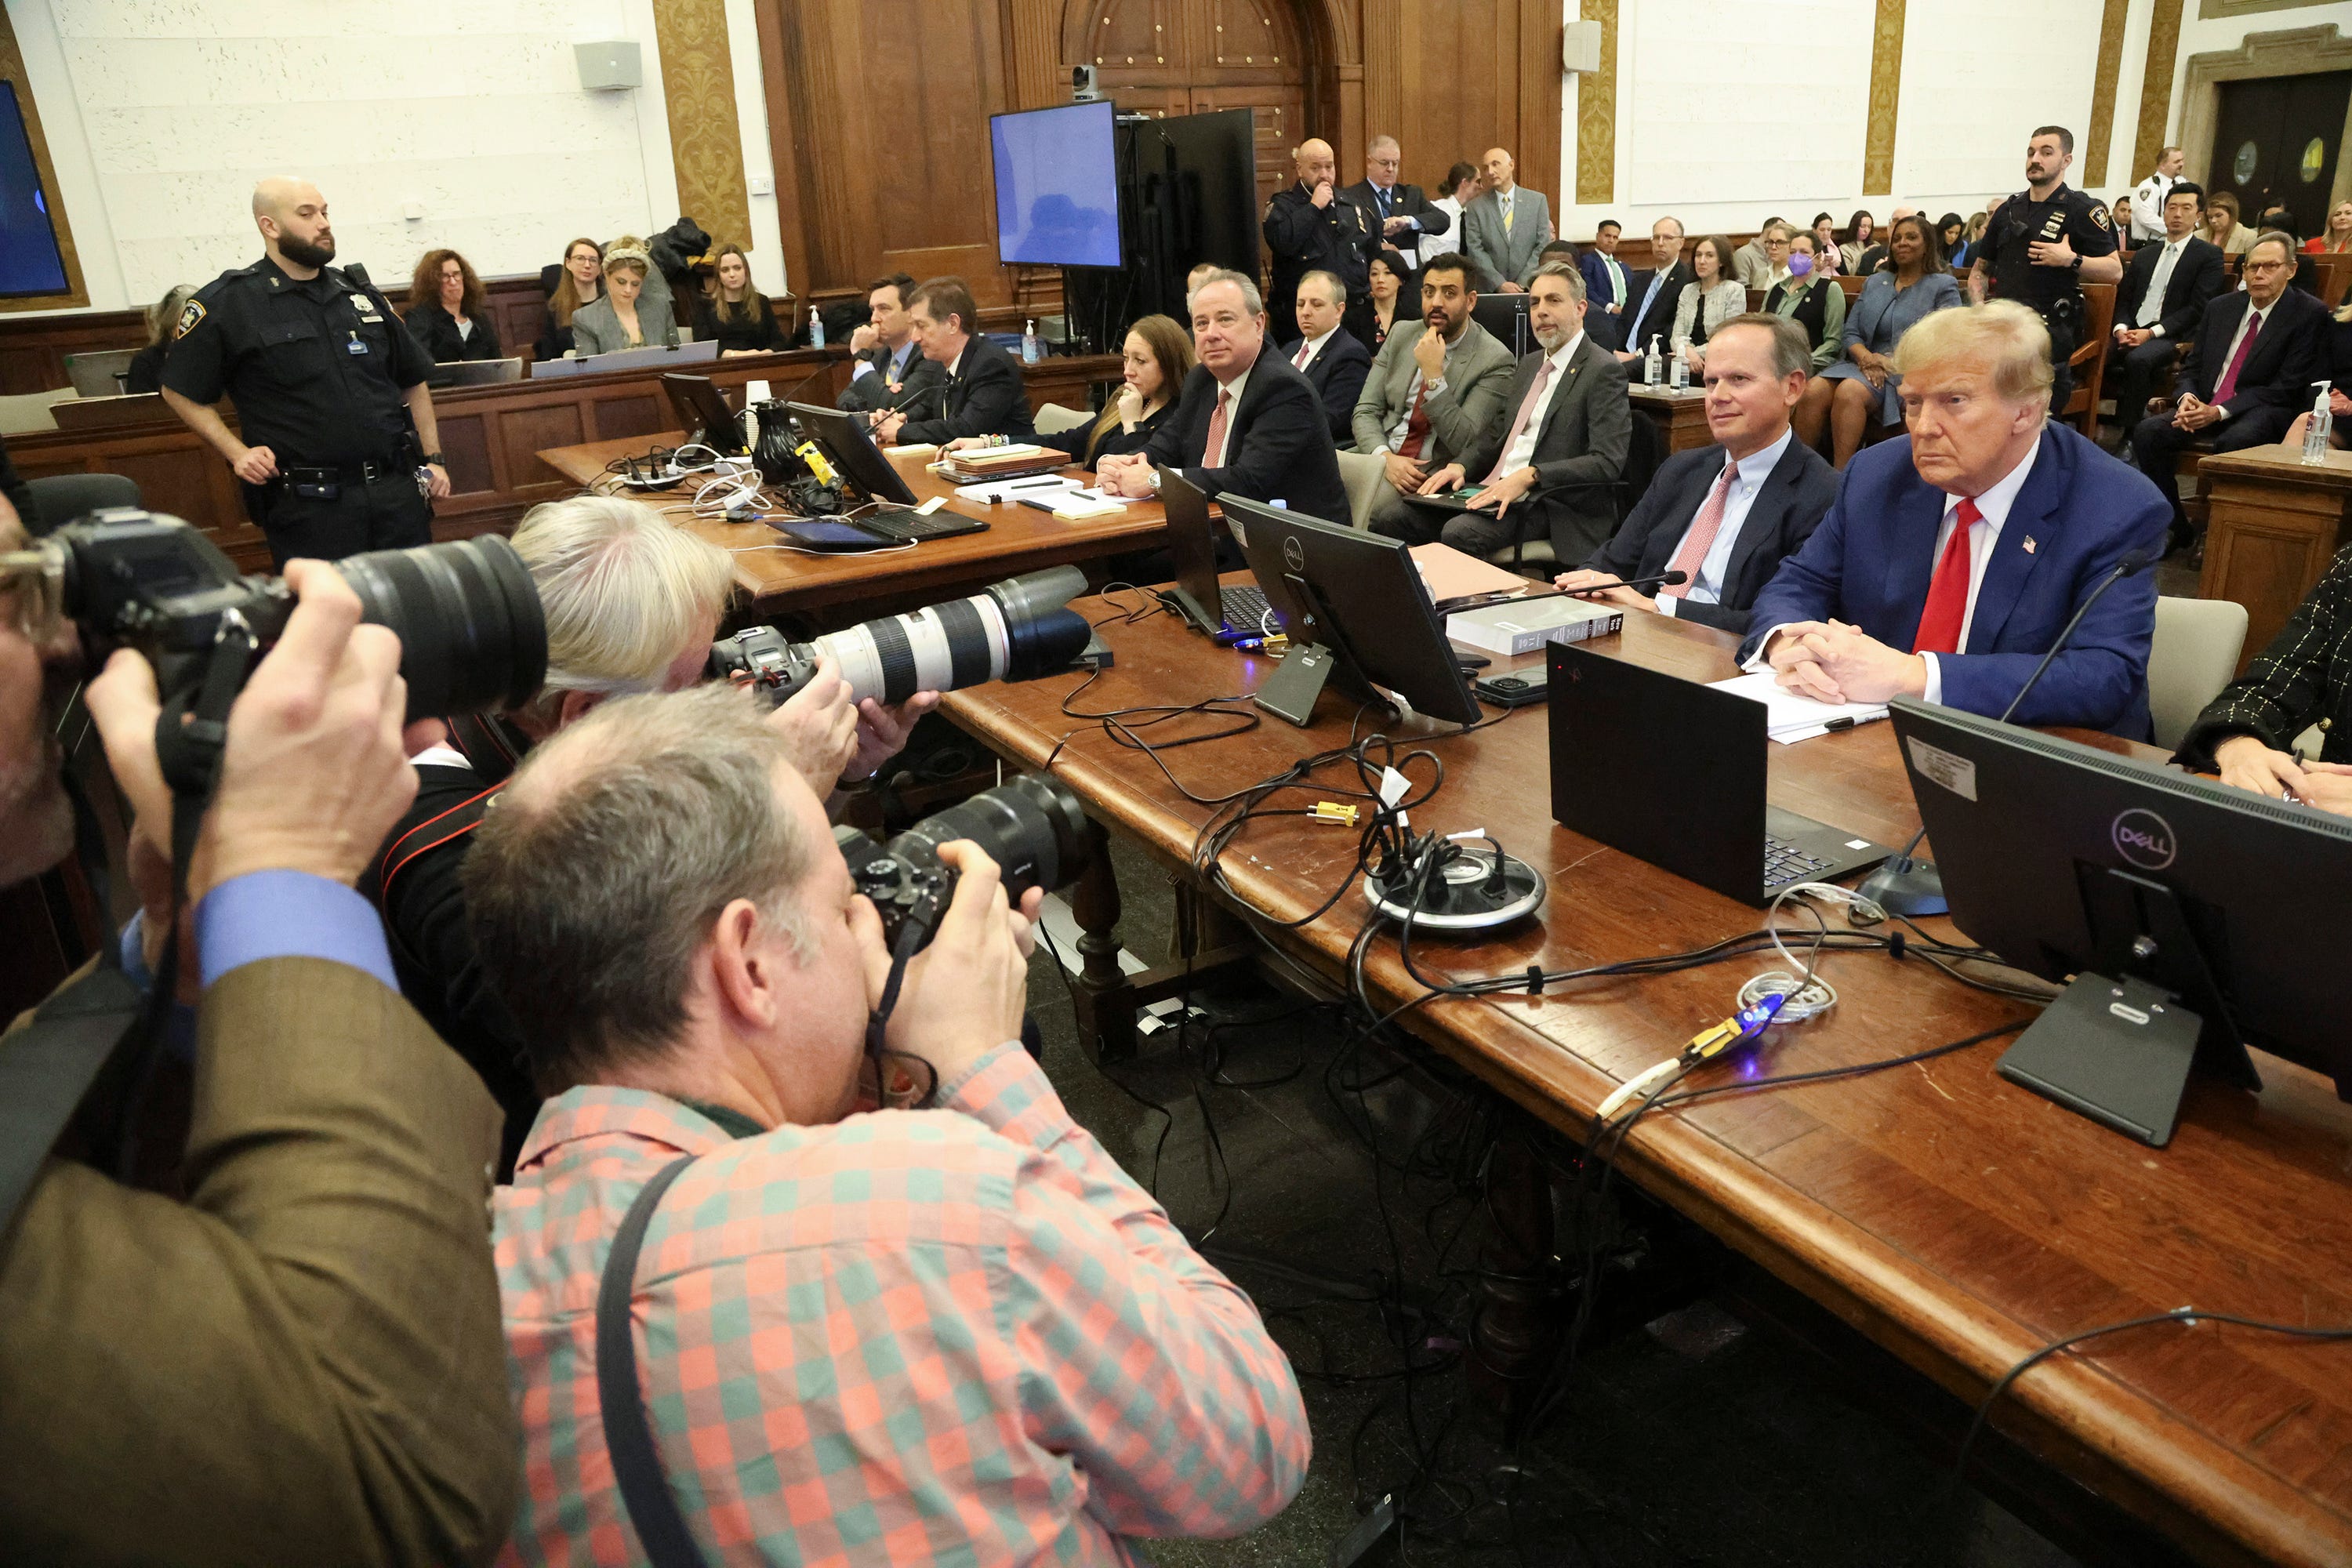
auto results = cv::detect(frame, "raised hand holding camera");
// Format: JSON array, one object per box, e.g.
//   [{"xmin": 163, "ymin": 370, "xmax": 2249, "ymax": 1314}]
[{"xmin": 880, "ymin": 840, "xmax": 1042, "ymax": 1083}]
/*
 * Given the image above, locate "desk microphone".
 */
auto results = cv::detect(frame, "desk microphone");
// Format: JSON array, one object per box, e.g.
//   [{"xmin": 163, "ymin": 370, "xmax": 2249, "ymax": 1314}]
[
  {"xmin": 1434, "ymin": 570, "xmax": 1684, "ymax": 615},
  {"xmin": 1860, "ymin": 547, "xmax": 2154, "ymax": 917}
]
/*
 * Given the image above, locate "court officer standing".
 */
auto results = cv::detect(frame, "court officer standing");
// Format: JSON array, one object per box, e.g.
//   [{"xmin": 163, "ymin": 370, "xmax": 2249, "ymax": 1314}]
[
  {"xmin": 1969, "ymin": 125, "xmax": 2121, "ymax": 412},
  {"xmin": 162, "ymin": 176, "xmax": 452, "ymax": 567}
]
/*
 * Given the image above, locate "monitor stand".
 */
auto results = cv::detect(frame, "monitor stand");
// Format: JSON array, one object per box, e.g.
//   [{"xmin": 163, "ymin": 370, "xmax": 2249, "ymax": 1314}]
[
  {"xmin": 1253, "ymin": 571, "xmax": 1393, "ymax": 727},
  {"xmin": 1995, "ymin": 866, "xmax": 2260, "ymax": 1148}
]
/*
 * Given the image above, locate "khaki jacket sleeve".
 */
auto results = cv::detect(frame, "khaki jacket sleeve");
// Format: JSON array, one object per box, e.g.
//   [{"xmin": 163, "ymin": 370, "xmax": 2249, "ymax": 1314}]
[{"xmin": 0, "ymin": 957, "xmax": 517, "ymax": 1568}]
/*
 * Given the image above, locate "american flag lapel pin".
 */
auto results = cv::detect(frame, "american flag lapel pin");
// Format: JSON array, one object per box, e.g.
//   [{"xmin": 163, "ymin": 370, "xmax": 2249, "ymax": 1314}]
[{"xmin": 2021, "ymin": 535, "xmax": 2038, "ymax": 554}]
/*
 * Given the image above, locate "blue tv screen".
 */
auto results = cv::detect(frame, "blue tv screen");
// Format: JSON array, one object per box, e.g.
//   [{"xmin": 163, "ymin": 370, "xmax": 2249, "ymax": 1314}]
[
  {"xmin": 992, "ymin": 101, "xmax": 1121, "ymax": 269},
  {"xmin": 0, "ymin": 84, "xmax": 67, "ymax": 298}
]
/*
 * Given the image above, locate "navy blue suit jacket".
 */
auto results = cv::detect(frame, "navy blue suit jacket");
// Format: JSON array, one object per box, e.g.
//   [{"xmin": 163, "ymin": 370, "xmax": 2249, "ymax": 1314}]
[
  {"xmin": 1738, "ymin": 423, "xmax": 2170, "ymax": 736},
  {"xmin": 1294, "ymin": 328, "xmax": 1372, "ymax": 442}
]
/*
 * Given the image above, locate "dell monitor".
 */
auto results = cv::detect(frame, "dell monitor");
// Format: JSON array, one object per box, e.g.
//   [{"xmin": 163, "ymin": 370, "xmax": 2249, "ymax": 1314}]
[
  {"xmin": 1221, "ymin": 495, "xmax": 1483, "ymax": 728},
  {"xmin": 992, "ymin": 101, "xmax": 1122, "ymax": 269},
  {"xmin": 1889, "ymin": 699, "xmax": 2352, "ymax": 1146},
  {"xmin": 787, "ymin": 401, "xmax": 920, "ymax": 506}
]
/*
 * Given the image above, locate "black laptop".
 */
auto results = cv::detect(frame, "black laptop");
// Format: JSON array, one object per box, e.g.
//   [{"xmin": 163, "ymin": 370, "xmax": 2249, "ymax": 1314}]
[
  {"xmin": 1160, "ymin": 470, "xmax": 1276, "ymax": 644},
  {"xmin": 1547, "ymin": 644, "xmax": 1890, "ymax": 906}
]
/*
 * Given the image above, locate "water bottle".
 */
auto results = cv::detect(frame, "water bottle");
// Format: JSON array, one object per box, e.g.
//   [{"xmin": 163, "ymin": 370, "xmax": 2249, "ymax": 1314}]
[
  {"xmin": 1670, "ymin": 340, "xmax": 1689, "ymax": 392},
  {"xmin": 2304, "ymin": 381, "xmax": 2334, "ymax": 465},
  {"xmin": 1022, "ymin": 319, "xmax": 1043, "ymax": 365},
  {"xmin": 1644, "ymin": 336, "xmax": 1663, "ymax": 387},
  {"xmin": 808, "ymin": 307, "xmax": 825, "ymax": 350}
]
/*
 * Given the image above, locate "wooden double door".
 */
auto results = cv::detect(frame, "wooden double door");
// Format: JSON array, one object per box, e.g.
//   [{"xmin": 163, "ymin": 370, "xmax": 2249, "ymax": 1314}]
[
  {"xmin": 1066, "ymin": 0, "xmax": 1320, "ymax": 223},
  {"xmin": 2209, "ymin": 71, "xmax": 2352, "ymax": 233}
]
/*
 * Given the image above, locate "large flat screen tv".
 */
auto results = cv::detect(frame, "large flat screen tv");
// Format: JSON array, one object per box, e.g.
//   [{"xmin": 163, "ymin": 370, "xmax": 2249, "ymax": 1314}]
[
  {"xmin": 992, "ymin": 100, "xmax": 1122, "ymax": 268},
  {"xmin": 0, "ymin": 84, "xmax": 67, "ymax": 298}
]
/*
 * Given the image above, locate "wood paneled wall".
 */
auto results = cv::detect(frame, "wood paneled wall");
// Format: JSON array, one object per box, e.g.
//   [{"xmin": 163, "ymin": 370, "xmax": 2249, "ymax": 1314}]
[{"xmin": 752, "ymin": 0, "xmax": 1562, "ymax": 307}]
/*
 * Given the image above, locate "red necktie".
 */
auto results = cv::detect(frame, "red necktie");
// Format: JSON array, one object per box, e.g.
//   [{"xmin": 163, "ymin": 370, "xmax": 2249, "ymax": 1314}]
[
  {"xmin": 2212, "ymin": 307, "xmax": 2263, "ymax": 404},
  {"xmin": 1913, "ymin": 497, "xmax": 1980, "ymax": 655},
  {"xmin": 1397, "ymin": 379, "xmax": 1432, "ymax": 459},
  {"xmin": 1203, "ymin": 388, "xmax": 1232, "ymax": 466},
  {"xmin": 1661, "ymin": 460, "xmax": 1737, "ymax": 598},
  {"xmin": 1294, "ymin": 341, "xmax": 1312, "ymax": 368}
]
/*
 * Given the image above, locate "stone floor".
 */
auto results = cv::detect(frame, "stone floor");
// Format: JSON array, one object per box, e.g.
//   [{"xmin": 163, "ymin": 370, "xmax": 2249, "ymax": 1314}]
[{"xmin": 1019, "ymin": 831, "xmax": 2093, "ymax": 1568}]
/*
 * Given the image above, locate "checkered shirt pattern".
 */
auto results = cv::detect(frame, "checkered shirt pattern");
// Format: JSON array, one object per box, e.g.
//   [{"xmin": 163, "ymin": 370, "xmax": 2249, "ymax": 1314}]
[{"xmin": 494, "ymin": 1041, "xmax": 1310, "ymax": 1566}]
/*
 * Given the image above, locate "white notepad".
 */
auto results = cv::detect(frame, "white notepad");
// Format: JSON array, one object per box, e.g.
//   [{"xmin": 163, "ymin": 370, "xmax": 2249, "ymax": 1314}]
[{"xmin": 1708, "ymin": 671, "xmax": 1889, "ymax": 744}]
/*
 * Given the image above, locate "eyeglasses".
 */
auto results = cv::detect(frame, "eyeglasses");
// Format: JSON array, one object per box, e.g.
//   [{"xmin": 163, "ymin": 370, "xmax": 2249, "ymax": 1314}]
[{"xmin": 0, "ymin": 543, "xmax": 64, "ymax": 644}]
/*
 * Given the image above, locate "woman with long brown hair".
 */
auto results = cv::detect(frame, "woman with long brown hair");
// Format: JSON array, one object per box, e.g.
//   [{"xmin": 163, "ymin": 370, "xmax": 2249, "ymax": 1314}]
[
  {"xmin": 403, "ymin": 249, "xmax": 501, "ymax": 362},
  {"xmin": 692, "ymin": 242, "xmax": 787, "ymax": 355},
  {"xmin": 535, "ymin": 237, "xmax": 604, "ymax": 359},
  {"xmin": 953, "ymin": 314, "xmax": 1192, "ymax": 470}
]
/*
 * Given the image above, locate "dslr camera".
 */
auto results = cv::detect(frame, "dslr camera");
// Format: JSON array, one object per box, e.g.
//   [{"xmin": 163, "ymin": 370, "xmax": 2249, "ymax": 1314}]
[
  {"xmin": 39, "ymin": 510, "xmax": 547, "ymax": 751},
  {"xmin": 710, "ymin": 565, "xmax": 1092, "ymax": 710},
  {"xmin": 835, "ymin": 772, "xmax": 1091, "ymax": 953}
]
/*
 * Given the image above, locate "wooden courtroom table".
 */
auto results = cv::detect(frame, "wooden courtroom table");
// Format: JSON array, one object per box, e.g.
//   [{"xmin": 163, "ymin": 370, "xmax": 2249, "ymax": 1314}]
[
  {"xmin": 942, "ymin": 594, "xmax": 2352, "ymax": 1568},
  {"xmin": 536, "ymin": 432, "xmax": 1168, "ymax": 629},
  {"xmin": 1628, "ymin": 383, "xmax": 1711, "ymax": 453},
  {"xmin": 2199, "ymin": 443, "xmax": 2352, "ymax": 673}
]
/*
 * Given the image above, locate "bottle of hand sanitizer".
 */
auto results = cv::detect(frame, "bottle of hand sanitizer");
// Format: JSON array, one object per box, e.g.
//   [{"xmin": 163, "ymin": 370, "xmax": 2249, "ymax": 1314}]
[
  {"xmin": 1669, "ymin": 339, "xmax": 1690, "ymax": 392},
  {"xmin": 1644, "ymin": 336, "xmax": 1663, "ymax": 387},
  {"xmin": 1023, "ymin": 319, "xmax": 1043, "ymax": 365},
  {"xmin": 2304, "ymin": 381, "xmax": 2335, "ymax": 465},
  {"xmin": 808, "ymin": 307, "xmax": 825, "ymax": 350}
]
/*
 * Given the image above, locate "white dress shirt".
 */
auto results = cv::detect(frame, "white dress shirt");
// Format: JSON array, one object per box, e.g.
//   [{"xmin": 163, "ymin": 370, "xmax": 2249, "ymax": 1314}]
[
  {"xmin": 1654, "ymin": 428, "xmax": 1792, "ymax": 619},
  {"xmin": 1746, "ymin": 438, "xmax": 2040, "ymax": 705},
  {"xmin": 1291, "ymin": 325, "xmax": 1341, "ymax": 373},
  {"xmin": 1497, "ymin": 332, "xmax": 1584, "ymax": 477},
  {"xmin": 1203, "ymin": 362, "xmax": 1254, "ymax": 468},
  {"xmin": 2135, "ymin": 239, "xmax": 2185, "ymax": 330},
  {"xmin": 1421, "ymin": 198, "xmax": 1464, "ymax": 260},
  {"xmin": 2210, "ymin": 297, "xmax": 2278, "ymax": 418}
]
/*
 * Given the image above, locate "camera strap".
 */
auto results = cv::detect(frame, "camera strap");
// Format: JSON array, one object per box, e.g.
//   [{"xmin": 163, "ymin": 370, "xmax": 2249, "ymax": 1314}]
[
  {"xmin": 594, "ymin": 1151, "xmax": 713, "ymax": 1568},
  {"xmin": 0, "ymin": 953, "xmax": 145, "ymax": 1235}
]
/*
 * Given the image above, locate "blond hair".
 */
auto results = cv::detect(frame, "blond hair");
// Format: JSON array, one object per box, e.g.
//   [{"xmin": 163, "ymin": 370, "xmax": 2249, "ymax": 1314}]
[
  {"xmin": 1890, "ymin": 299, "xmax": 2053, "ymax": 410},
  {"xmin": 510, "ymin": 495, "xmax": 735, "ymax": 719}
]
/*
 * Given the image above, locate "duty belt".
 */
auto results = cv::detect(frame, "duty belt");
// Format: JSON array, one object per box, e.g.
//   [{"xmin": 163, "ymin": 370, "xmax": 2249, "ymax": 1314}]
[{"xmin": 283, "ymin": 456, "xmax": 409, "ymax": 486}]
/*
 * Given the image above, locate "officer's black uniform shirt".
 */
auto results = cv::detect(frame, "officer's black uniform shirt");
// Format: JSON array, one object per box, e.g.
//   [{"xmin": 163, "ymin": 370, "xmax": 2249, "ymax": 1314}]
[
  {"xmin": 1980, "ymin": 181, "xmax": 2118, "ymax": 317},
  {"xmin": 162, "ymin": 256, "xmax": 432, "ymax": 465}
]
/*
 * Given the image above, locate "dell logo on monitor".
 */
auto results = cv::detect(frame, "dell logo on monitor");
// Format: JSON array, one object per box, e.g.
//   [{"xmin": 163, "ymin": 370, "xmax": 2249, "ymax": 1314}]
[
  {"xmin": 1282, "ymin": 535, "xmax": 1306, "ymax": 572},
  {"xmin": 2111, "ymin": 808, "xmax": 2177, "ymax": 870}
]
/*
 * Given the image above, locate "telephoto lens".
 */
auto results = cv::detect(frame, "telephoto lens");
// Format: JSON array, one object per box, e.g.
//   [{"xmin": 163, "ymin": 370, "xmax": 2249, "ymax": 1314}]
[
  {"xmin": 710, "ymin": 565, "xmax": 1091, "ymax": 709},
  {"xmin": 48, "ymin": 509, "xmax": 547, "ymax": 722},
  {"xmin": 836, "ymin": 772, "xmax": 1092, "ymax": 953}
]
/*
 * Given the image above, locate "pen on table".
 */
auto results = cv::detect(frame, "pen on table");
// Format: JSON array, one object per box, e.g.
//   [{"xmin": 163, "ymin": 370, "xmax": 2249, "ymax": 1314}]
[{"xmin": 1824, "ymin": 717, "xmax": 1857, "ymax": 732}]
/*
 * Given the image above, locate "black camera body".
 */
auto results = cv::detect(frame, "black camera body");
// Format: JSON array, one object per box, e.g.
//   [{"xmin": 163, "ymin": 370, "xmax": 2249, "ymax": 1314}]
[
  {"xmin": 707, "ymin": 624, "xmax": 808, "ymax": 710},
  {"xmin": 49, "ymin": 509, "xmax": 547, "ymax": 730},
  {"xmin": 834, "ymin": 773, "xmax": 1091, "ymax": 953}
]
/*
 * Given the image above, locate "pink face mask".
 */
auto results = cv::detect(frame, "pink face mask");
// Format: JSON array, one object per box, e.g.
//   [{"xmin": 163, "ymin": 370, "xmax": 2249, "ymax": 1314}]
[{"xmin": 1787, "ymin": 252, "xmax": 1814, "ymax": 278}]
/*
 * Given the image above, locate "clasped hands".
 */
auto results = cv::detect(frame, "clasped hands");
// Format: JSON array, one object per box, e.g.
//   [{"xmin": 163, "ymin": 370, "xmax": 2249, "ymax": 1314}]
[
  {"xmin": 2170, "ymin": 392, "xmax": 2224, "ymax": 432},
  {"xmin": 1096, "ymin": 451, "xmax": 1158, "ymax": 499},
  {"xmin": 1762, "ymin": 620, "xmax": 1927, "ymax": 706}
]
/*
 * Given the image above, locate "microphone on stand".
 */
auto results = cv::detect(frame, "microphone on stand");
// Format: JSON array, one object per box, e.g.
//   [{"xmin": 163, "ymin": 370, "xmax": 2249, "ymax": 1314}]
[{"xmin": 1860, "ymin": 548, "xmax": 2154, "ymax": 917}]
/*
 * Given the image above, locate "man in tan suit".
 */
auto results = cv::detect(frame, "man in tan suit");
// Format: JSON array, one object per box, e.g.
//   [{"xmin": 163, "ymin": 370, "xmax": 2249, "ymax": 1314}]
[
  {"xmin": 1350, "ymin": 252, "xmax": 1516, "ymax": 532},
  {"xmin": 0, "ymin": 503, "xmax": 517, "ymax": 1567}
]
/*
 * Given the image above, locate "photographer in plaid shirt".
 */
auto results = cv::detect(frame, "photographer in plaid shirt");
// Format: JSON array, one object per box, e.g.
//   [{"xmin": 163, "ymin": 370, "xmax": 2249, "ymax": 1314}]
[{"xmin": 466, "ymin": 684, "xmax": 1310, "ymax": 1565}]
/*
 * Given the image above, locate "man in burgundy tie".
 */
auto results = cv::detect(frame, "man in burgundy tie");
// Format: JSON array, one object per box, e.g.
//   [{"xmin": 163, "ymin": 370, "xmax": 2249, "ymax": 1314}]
[
  {"xmin": 1738, "ymin": 301, "xmax": 2172, "ymax": 736},
  {"xmin": 1552, "ymin": 314, "xmax": 1837, "ymax": 634},
  {"xmin": 2128, "ymin": 230, "xmax": 2328, "ymax": 553}
]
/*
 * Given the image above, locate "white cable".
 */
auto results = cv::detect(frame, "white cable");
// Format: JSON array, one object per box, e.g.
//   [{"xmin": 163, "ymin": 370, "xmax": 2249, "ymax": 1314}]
[{"xmin": 1736, "ymin": 880, "xmax": 1884, "ymax": 1021}]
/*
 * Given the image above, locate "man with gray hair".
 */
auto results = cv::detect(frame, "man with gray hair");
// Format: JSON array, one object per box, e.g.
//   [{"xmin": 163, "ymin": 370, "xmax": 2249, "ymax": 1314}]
[
  {"xmin": 367, "ymin": 494, "xmax": 927, "ymax": 1167},
  {"xmin": 1098, "ymin": 269, "xmax": 1348, "ymax": 521},
  {"xmin": 1341, "ymin": 134, "xmax": 1451, "ymax": 270},
  {"xmin": 474, "ymin": 683, "xmax": 1311, "ymax": 1563}
]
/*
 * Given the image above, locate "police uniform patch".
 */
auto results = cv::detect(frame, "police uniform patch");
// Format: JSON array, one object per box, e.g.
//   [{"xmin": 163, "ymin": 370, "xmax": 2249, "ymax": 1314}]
[
  {"xmin": 2091, "ymin": 205, "xmax": 2113, "ymax": 230},
  {"xmin": 172, "ymin": 299, "xmax": 206, "ymax": 340}
]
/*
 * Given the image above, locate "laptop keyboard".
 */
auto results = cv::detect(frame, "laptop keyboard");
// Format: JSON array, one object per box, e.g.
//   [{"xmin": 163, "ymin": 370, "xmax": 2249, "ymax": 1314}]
[
  {"xmin": 1219, "ymin": 584, "xmax": 1274, "ymax": 637},
  {"xmin": 1762, "ymin": 833, "xmax": 1835, "ymax": 892}
]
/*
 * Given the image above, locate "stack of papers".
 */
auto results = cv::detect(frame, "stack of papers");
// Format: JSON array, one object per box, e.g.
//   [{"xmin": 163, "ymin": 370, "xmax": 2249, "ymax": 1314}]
[{"xmin": 1708, "ymin": 671, "xmax": 1888, "ymax": 744}]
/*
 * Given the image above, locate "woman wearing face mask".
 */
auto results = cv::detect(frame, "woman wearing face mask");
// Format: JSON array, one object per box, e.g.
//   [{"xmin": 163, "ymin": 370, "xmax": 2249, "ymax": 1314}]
[
  {"xmin": 693, "ymin": 243, "xmax": 788, "ymax": 355},
  {"xmin": 1764, "ymin": 231, "xmax": 1847, "ymax": 373},
  {"xmin": 1794, "ymin": 213, "xmax": 1959, "ymax": 467}
]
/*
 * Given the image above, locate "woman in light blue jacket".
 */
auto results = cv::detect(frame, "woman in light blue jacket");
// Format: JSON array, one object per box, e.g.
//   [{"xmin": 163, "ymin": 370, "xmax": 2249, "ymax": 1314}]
[{"xmin": 1794, "ymin": 213, "xmax": 1961, "ymax": 467}]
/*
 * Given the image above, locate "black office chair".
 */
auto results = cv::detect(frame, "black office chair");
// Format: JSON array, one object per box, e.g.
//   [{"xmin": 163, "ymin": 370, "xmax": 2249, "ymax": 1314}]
[
  {"xmin": 1488, "ymin": 408, "xmax": 1668, "ymax": 575},
  {"xmin": 27, "ymin": 473, "xmax": 141, "ymax": 536}
]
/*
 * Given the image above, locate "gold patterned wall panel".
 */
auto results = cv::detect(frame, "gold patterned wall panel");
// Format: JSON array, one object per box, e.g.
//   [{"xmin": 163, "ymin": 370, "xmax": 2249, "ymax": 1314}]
[
  {"xmin": 2131, "ymin": 0, "xmax": 2186, "ymax": 190},
  {"xmin": 0, "ymin": 4, "xmax": 87, "ymax": 312},
  {"xmin": 654, "ymin": 0, "xmax": 755, "ymax": 251},
  {"xmin": 1573, "ymin": 0, "xmax": 1617, "ymax": 205},
  {"xmin": 1862, "ymin": 0, "xmax": 1904, "ymax": 198},
  {"xmin": 2085, "ymin": 0, "xmax": 2132, "ymax": 187}
]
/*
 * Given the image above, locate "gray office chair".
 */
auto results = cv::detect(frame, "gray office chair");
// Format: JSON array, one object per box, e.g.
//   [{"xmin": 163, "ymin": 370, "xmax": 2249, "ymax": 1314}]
[
  {"xmin": 1033, "ymin": 402, "xmax": 1094, "ymax": 436},
  {"xmin": 2147, "ymin": 595, "xmax": 2249, "ymax": 751},
  {"xmin": 27, "ymin": 472, "xmax": 142, "ymax": 536}
]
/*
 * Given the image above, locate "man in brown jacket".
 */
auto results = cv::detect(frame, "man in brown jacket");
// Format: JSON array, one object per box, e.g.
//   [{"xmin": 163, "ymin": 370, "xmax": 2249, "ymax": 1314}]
[{"xmin": 0, "ymin": 503, "xmax": 518, "ymax": 1566}]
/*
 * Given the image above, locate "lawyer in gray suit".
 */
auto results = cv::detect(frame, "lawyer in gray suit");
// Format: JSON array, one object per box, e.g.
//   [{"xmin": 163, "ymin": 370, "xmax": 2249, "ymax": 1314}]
[
  {"xmin": 1349, "ymin": 253, "xmax": 1517, "ymax": 532},
  {"xmin": 1461, "ymin": 147, "xmax": 1553, "ymax": 292},
  {"xmin": 1388, "ymin": 260, "xmax": 1629, "ymax": 561}
]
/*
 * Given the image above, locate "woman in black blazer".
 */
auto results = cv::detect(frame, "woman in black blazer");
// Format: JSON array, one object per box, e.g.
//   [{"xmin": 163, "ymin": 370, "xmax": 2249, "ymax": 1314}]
[
  {"xmin": 402, "ymin": 249, "xmax": 503, "ymax": 362},
  {"xmin": 535, "ymin": 237, "xmax": 604, "ymax": 361},
  {"xmin": 952, "ymin": 314, "xmax": 1194, "ymax": 470},
  {"xmin": 1362, "ymin": 249, "xmax": 1411, "ymax": 353},
  {"xmin": 692, "ymin": 243, "xmax": 788, "ymax": 355}
]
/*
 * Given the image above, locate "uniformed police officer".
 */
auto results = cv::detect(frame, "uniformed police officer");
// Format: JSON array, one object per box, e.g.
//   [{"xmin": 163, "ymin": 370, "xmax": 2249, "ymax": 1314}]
[
  {"xmin": 1968, "ymin": 125, "xmax": 2122, "ymax": 412},
  {"xmin": 161, "ymin": 177, "xmax": 452, "ymax": 568},
  {"xmin": 1263, "ymin": 139, "xmax": 1378, "ymax": 348}
]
